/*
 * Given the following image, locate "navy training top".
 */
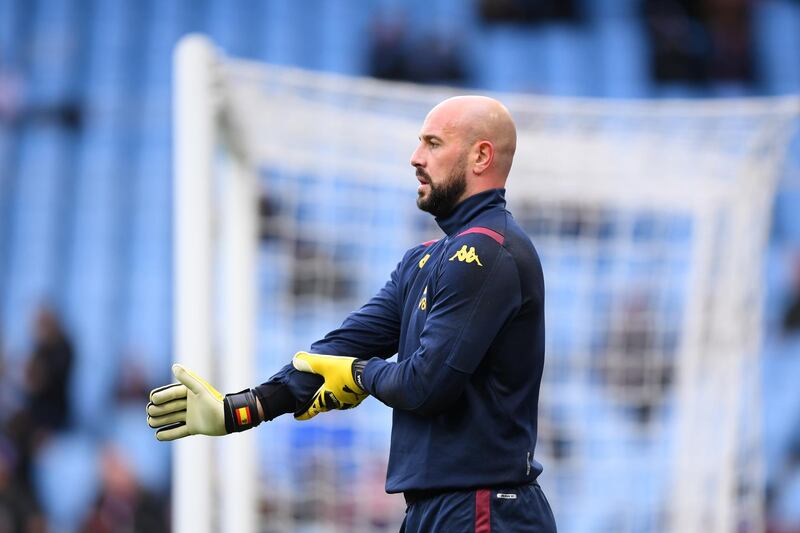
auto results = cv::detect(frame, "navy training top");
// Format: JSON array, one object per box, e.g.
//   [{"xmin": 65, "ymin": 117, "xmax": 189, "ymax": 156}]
[{"xmin": 258, "ymin": 188, "xmax": 546, "ymax": 493}]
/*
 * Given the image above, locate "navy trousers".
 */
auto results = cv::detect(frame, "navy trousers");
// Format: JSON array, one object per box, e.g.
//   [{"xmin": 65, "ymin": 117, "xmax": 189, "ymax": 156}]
[{"xmin": 399, "ymin": 482, "xmax": 556, "ymax": 532}]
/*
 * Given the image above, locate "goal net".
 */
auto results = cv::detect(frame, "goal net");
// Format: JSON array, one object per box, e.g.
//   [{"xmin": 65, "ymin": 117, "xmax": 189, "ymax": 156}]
[{"xmin": 172, "ymin": 35, "xmax": 799, "ymax": 533}]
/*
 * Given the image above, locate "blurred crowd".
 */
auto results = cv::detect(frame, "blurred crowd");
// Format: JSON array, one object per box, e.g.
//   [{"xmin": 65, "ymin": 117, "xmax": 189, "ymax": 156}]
[
  {"xmin": 0, "ymin": 306, "xmax": 167, "ymax": 532},
  {"xmin": 368, "ymin": 0, "xmax": 760, "ymax": 91}
]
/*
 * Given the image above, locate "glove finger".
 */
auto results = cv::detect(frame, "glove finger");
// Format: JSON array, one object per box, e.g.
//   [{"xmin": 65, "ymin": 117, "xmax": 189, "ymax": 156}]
[
  {"xmin": 147, "ymin": 398, "xmax": 187, "ymax": 417},
  {"xmin": 294, "ymin": 407, "xmax": 315, "ymax": 421},
  {"xmin": 296, "ymin": 405, "xmax": 319, "ymax": 421},
  {"xmin": 147, "ymin": 411, "xmax": 186, "ymax": 428},
  {"xmin": 171, "ymin": 364, "xmax": 204, "ymax": 395},
  {"xmin": 150, "ymin": 383, "xmax": 187, "ymax": 405},
  {"xmin": 292, "ymin": 351, "xmax": 319, "ymax": 375},
  {"xmin": 148, "ymin": 410, "xmax": 187, "ymax": 429},
  {"xmin": 155, "ymin": 423, "xmax": 190, "ymax": 442},
  {"xmin": 294, "ymin": 391, "xmax": 322, "ymax": 421},
  {"xmin": 172, "ymin": 364, "xmax": 224, "ymax": 401}
]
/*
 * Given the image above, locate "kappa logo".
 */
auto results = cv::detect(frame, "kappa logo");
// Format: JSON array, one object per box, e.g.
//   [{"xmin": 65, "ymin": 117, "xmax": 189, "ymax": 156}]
[{"xmin": 449, "ymin": 245, "xmax": 483, "ymax": 266}]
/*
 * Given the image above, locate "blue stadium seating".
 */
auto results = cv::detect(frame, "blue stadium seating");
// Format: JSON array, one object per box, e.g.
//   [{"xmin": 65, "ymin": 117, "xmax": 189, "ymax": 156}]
[
  {"xmin": 33, "ymin": 432, "xmax": 99, "ymax": 530},
  {"xmin": 754, "ymin": 1, "xmax": 800, "ymax": 95},
  {"xmin": 2, "ymin": 128, "xmax": 68, "ymax": 356},
  {"xmin": 592, "ymin": 18, "xmax": 649, "ymax": 97},
  {"xmin": 110, "ymin": 404, "xmax": 171, "ymax": 490}
]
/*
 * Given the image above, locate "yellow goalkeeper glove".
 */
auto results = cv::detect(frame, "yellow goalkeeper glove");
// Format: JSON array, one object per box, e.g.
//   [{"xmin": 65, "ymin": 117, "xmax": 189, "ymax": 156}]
[
  {"xmin": 291, "ymin": 352, "xmax": 368, "ymax": 420},
  {"xmin": 146, "ymin": 364, "xmax": 262, "ymax": 441}
]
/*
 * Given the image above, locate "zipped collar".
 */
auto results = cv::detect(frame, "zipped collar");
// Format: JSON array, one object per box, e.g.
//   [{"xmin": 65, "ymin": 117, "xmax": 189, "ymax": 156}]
[{"xmin": 435, "ymin": 188, "xmax": 507, "ymax": 236}]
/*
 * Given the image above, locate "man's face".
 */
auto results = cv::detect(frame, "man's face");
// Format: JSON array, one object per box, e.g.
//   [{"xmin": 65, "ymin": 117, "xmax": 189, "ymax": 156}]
[{"xmin": 410, "ymin": 110, "xmax": 470, "ymax": 218}]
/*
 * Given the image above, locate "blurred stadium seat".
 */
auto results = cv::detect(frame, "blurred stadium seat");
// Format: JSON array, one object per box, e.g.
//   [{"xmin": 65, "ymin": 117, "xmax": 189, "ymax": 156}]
[{"xmin": 33, "ymin": 432, "xmax": 99, "ymax": 530}]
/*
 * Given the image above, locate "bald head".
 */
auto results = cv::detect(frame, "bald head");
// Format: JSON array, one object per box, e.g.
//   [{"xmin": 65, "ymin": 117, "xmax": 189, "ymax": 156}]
[
  {"xmin": 426, "ymin": 95, "xmax": 517, "ymax": 181},
  {"xmin": 411, "ymin": 95, "xmax": 517, "ymax": 217}
]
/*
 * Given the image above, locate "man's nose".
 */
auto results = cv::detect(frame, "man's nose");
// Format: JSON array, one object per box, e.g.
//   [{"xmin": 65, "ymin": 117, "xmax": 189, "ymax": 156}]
[{"xmin": 410, "ymin": 144, "xmax": 424, "ymax": 168}]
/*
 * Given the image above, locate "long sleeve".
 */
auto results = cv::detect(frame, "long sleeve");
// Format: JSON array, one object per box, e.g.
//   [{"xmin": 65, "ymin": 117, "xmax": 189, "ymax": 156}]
[
  {"xmin": 254, "ymin": 257, "xmax": 404, "ymax": 419},
  {"xmin": 361, "ymin": 234, "xmax": 522, "ymax": 417}
]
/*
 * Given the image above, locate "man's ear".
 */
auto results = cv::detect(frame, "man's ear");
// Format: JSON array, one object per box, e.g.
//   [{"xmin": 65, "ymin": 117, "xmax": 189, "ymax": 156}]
[{"xmin": 472, "ymin": 141, "xmax": 494, "ymax": 175}]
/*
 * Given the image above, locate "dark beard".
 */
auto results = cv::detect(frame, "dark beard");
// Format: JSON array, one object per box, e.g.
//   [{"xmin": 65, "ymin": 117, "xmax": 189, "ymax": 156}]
[{"xmin": 416, "ymin": 160, "xmax": 467, "ymax": 218}]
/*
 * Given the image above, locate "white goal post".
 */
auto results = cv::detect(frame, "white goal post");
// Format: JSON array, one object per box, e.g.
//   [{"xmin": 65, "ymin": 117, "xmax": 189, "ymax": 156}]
[
  {"xmin": 173, "ymin": 36, "xmax": 259, "ymax": 533},
  {"xmin": 173, "ymin": 34, "xmax": 799, "ymax": 533}
]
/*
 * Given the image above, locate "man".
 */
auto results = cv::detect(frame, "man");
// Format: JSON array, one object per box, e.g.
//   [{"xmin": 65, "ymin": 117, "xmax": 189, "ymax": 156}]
[
  {"xmin": 26, "ymin": 305, "xmax": 74, "ymax": 432},
  {"xmin": 148, "ymin": 96, "xmax": 556, "ymax": 532}
]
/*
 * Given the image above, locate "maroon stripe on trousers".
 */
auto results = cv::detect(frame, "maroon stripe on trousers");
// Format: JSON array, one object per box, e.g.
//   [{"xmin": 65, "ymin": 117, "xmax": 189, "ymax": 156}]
[
  {"xmin": 475, "ymin": 489, "xmax": 491, "ymax": 533},
  {"xmin": 456, "ymin": 227, "xmax": 505, "ymax": 245}
]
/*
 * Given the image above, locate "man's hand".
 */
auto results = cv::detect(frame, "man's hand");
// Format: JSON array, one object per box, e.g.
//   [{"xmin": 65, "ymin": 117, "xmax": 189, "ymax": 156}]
[
  {"xmin": 147, "ymin": 364, "xmax": 262, "ymax": 441},
  {"xmin": 292, "ymin": 352, "xmax": 368, "ymax": 420}
]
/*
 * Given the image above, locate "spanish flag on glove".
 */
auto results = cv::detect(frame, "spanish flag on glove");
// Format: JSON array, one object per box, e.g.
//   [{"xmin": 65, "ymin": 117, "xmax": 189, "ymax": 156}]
[
  {"xmin": 292, "ymin": 352, "xmax": 369, "ymax": 420},
  {"xmin": 147, "ymin": 364, "xmax": 262, "ymax": 441}
]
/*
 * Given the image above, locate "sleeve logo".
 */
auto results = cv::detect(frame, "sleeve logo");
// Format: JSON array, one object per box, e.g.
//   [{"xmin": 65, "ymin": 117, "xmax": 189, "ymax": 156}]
[
  {"xmin": 418, "ymin": 286, "xmax": 427, "ymax": 311},
  {"xmin": 418, "ymin": 253, "xmax": 430, "ymax": 269},
  {"xmin": 448, "ymin": 245, "xmax": 483, "ymax": 266}
]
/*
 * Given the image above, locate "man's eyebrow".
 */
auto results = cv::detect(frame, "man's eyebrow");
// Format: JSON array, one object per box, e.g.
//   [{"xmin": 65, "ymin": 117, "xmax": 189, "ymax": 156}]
[{"xmin": 419, "ymin": 134, "xmax": 444, "ymax": 143}]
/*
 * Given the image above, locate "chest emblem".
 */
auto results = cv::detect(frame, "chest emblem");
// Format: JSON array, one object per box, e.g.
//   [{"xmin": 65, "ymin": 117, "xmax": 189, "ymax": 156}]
[
  {"xmin": 418, "ymin": 286, "xmax": 427, "ymax": 311},
  {"xmin": 418, "ymin": 253, "xmax": 431, "ymax": 269},
  {"xmin": 449, "ymin": 245, "xmax": 483, "ymax": 266}
]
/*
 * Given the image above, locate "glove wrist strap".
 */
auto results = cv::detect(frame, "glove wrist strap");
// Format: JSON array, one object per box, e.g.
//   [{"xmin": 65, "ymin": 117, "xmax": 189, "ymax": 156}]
[
  {"xmin": 352, "ymin": 359, "xmax": 367, "ymax": 393},
  {"xmin": 224, "ymin": 389, "xmax": 262, "ymax": 433}
]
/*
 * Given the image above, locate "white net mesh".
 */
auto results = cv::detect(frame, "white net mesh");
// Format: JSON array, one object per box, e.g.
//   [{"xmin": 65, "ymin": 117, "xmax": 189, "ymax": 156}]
[{"xmin": 212, "ymin": 57, "xmax": 799, "ymax": 533}]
